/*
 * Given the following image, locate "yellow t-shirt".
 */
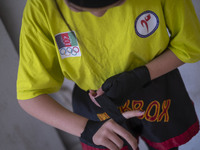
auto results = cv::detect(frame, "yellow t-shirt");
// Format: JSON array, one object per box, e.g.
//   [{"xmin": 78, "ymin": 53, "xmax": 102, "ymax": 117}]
[{"xmin": 17, "ymin": 0, "xmax": 200, "ymax": 100}]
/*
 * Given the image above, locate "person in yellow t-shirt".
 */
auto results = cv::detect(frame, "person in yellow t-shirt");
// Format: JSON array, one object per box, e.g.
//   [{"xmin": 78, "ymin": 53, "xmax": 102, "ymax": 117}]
[{"xmin": 17, "ymin": 0, "xmax": 200, "ymax": 149}]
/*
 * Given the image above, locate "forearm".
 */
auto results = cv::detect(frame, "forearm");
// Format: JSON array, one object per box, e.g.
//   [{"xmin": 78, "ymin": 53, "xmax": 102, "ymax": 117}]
[
  {"xmin": 18, "ymin": 94, "xmax": 88, "ymax": 137},
  {"xmin": 146, "ymin": 49, "xmax": 184, "ymax": 80}
]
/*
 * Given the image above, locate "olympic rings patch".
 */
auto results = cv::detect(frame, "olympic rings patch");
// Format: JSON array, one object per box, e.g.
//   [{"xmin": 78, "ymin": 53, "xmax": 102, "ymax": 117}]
[
  {"xmin": 55, "ymin": 31, "xmax": 81, "ymax": 59},
  {"xmin": 60, "ymin": 46, "xmax": 80, "ymax": 56}
]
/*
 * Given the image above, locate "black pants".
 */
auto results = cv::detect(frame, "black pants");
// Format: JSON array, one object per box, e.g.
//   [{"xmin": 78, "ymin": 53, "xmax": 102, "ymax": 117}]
[{"xmin": 72, "ymin": 69, "xmax": 199, "ymax": 150}]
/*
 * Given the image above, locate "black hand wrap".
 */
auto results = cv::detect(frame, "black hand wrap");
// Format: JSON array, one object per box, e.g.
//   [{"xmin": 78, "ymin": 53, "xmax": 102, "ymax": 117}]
[
  {"xmin": 81, "ymin": 94, "xmax": 133, "ymax": 149},
  {"xmin": 80, "ymin": 94, "xmax": 126, "ymax": 147},
  {"xmin": 81, "ymin": 119, "xmax": 107, "ymax": 149},
  {"xmin": 96, "ymin": 94, "xmax": 133, "ymax": 149},
  {"xmin": 102, "ymin": 66, "xmax": 151, "ymax": 104},
  {"xmin": 68, "ymin": 0, "xmax": 120, "ymax": 8}
]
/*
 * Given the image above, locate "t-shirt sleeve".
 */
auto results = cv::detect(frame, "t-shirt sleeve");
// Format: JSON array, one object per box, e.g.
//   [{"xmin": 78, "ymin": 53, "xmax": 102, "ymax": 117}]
[
  {"xmin": 17, "ymin": 0, "xmax": 64, "ymax": 100},
  {"xmin": 163, "ymin": 0, "xmax": 200, "ymax": 63}
]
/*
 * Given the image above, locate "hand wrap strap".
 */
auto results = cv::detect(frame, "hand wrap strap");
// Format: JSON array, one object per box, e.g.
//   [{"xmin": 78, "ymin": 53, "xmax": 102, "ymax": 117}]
[{"xmin": 95, "ymin": 94, "xmax": 126, "ymax": 123}]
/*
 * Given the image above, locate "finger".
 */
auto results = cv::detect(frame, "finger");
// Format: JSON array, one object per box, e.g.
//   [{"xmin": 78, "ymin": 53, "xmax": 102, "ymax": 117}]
[
  {"xmin": 93, "ymin": 130, "xmax": 120, "ymax": 150},
  {"xmin": 103, "ymin": 128, "xmax": 124, "ymax": 149},
  {"xmin": 122, "ymin": 132, "xmax": 138, "ymax": 150},
  {"xmin": 102, "ymin": 139, "xmax": 120, "ymax": 150},
  {"xmin": 110, "ymin": 121, "xmax": 138, "ymax": 150},
  {"xmin": 122, "ymin": 110, "xmax": 145, "ymax": 119},
  {"xmin": 89, "ymin": 90, "xmax": 97, "ymax": 97},
  {"xmin": 88, "ymin": 92, "xmax": 101, "ymax": 107},
  {"xmin": 107, "ymin": 132, "xmax": 124, "ymax": 149},
  {"xmin": 88, "ymin": 88, "xmax": 104, "ymax": 107},
  {"xmin": 96, "ymin": 88, "xmax": 104, "ymax": 96}
]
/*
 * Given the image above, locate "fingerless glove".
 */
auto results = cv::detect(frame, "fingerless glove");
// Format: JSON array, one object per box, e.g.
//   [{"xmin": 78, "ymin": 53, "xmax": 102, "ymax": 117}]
[
  {"xmin": 81, "ymin": 95, "xmax": 133, "ymax": 149},
  {"xmin": 102, "ymin": 66, "xmax": 151, "ymax": 103},
  {"xmin": 80, "ymin": 119, "xmax": 107, "ymax": 148}
]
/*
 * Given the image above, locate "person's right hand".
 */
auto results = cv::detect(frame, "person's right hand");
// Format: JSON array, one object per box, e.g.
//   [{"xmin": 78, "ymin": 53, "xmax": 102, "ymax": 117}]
[{"xmin": 81, "ymin": 110, "xmax": 144, "ymax": 150}]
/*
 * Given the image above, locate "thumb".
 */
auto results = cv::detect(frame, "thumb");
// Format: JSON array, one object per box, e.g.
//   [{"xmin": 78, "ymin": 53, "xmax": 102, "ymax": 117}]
[{"xmin": 122, "ymin": 110, "xmax": 145, "ymax": 119}]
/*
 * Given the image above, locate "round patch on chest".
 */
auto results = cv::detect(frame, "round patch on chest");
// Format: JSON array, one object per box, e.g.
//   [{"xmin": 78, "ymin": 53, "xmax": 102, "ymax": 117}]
[{"xmin": 135, "ymin": 10, "xmax": 159, "ymax": 38}]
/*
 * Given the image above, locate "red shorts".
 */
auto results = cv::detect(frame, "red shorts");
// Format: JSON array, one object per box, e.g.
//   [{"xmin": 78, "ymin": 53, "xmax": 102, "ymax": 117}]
[{"xmin": 81, "ymin": 142, "xmax": 129, "ymax": 150}]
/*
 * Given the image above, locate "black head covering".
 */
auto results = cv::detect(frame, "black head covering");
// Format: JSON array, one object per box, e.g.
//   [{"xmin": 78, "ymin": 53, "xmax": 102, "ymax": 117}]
[{"xmin": 68, "ymin": 0, "xmax": 120, "ymax": 8}]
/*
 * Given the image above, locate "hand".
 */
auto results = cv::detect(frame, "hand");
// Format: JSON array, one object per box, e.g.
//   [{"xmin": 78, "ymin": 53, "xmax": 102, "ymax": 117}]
[
  {"xmin": 88, "ymin": 88, "xmax": 104, "ymax": 107},
  {"xmin": 81, "ymin": 110, "xmax": 144, "ymax": 150},
  {"xmin": 102, "ymin": 66, "xmax": 151, "ymax": 102}
]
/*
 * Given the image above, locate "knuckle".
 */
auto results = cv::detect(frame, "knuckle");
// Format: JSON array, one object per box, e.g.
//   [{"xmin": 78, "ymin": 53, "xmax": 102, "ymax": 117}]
[
  {"xmin": 101, "ymin": 129, "xmax": 108, "ymax": 136},
  {"xmin": 98, "ymin": 137, "xmax": 105, "ymax": 143}
]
